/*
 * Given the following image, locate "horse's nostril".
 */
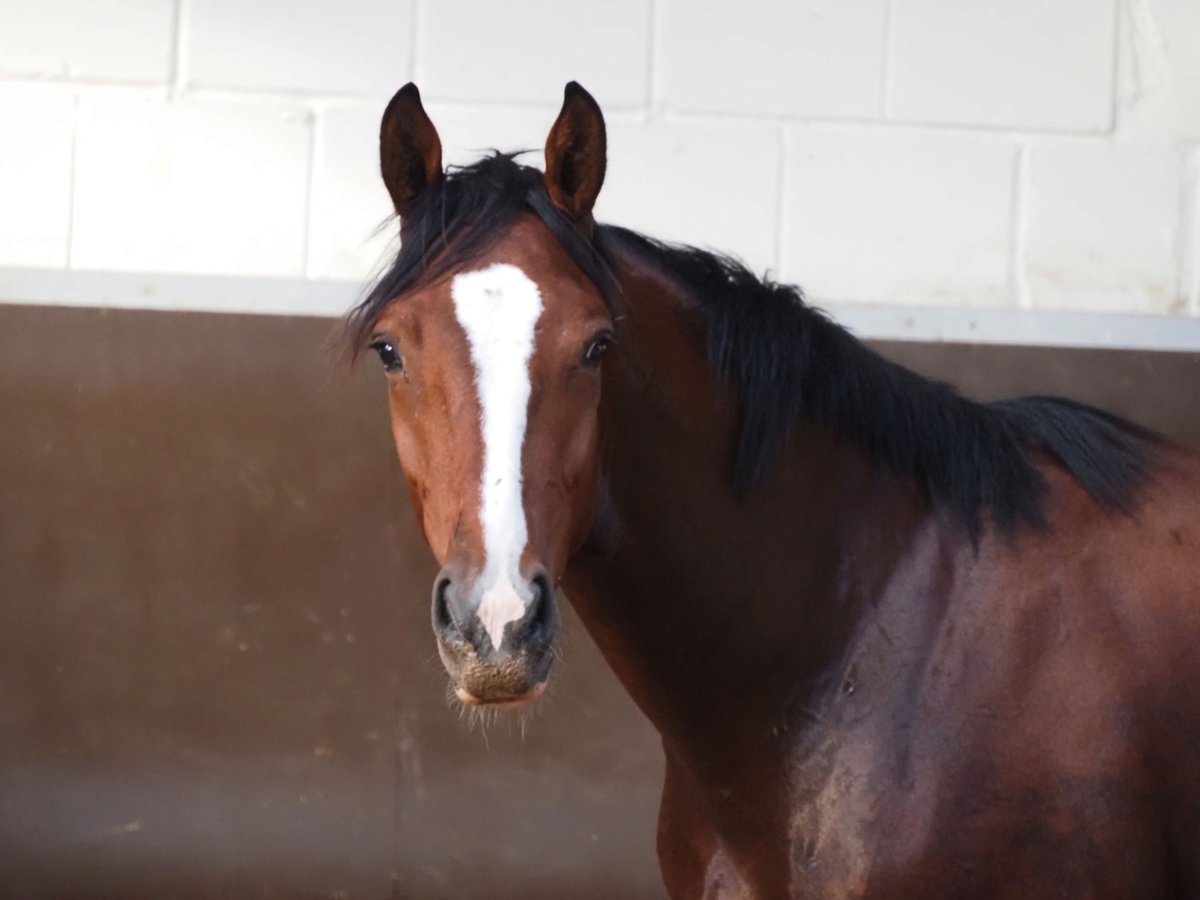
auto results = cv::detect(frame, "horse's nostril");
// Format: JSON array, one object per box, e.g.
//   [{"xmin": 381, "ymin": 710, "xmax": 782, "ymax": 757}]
[
  {"xmin": 432, "ymin": 574, "xmax": 456, "ymax": 634},
  {"xmin": 522, "ymin": 572, "xmax": 556, "ymax": 643}
]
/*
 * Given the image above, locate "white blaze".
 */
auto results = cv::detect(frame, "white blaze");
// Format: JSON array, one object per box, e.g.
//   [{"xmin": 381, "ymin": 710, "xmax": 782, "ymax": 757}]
[{"xmin": 451, "ymin": 263, "xmax": 543, "ymax": 651}]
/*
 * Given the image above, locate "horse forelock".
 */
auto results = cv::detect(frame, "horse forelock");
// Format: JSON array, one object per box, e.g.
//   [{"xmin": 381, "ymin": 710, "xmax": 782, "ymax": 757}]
[{"xmin": 345, "ymin": 153, "xmax": 620, "ymax": 364}]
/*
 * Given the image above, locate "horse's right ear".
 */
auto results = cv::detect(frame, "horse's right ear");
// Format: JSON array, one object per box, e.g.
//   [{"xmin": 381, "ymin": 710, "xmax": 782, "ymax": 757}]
[
  {"xmin": 380, "ymin": 83, "xmax": 443, "ymax": 219},
  {"xmin": 544, "ymin": 82, "xmax": 606, "ymax": 222}
]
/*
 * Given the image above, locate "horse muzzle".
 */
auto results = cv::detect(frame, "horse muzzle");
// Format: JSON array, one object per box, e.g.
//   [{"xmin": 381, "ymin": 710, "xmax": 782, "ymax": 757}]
[{"xmin": 431, "ymin": 567, "xmax": 558, "ymax": 705}]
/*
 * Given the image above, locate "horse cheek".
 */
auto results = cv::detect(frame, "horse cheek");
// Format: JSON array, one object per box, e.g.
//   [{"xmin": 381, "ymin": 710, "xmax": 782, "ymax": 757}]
[{"xmin": 560, "ymin": 407, "xmax": 603, "ymax": 554}]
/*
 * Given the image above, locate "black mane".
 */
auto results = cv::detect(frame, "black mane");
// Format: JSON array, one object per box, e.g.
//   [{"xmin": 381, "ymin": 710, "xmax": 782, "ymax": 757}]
[{"xmin": 347, "ymin": 154, "xmax": 1157, "ymax": 536}]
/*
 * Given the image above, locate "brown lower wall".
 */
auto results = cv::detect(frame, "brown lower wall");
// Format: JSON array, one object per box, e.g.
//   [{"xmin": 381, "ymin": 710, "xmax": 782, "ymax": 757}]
[{"xmin": 1, "ymin": 304, "xmax": 1197, "ymax": 899}]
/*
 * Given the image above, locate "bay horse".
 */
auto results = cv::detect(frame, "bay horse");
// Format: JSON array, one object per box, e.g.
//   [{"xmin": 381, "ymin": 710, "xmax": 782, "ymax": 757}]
[{"xmin": 345, "ymin": 82, "xmax": 1200, "ymax": 898}]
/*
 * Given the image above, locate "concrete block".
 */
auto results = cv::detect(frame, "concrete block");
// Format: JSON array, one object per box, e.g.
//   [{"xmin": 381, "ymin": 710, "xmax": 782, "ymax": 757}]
[
  {"xmin": 0, "ymin": 0, "xmax": 172, "ymax": 83},
  {"xmin": 420, "ymin": 0, "xmax": 649, "ymax": 107},
  {"xmin": 782, "ymin": 127, "xmax": 1016, "ymax": 305},
  {"xmin": 1024, "ymin": 141, "xmax": 1183, "ymax": 312},
  {"xmin": 0, "ymin": 85, "xmax": 75, "ymax": 267},
  {"xmin": 660, "ymin": 0, "xmax": 886, "ymax": 119},
  {"xmin": 72, "ymin": 95, "xmax": 311, "ymax": 278},
  {"xmin": 309, "ymin": 105, "xmax": 395, "ymax": 281},
  {"xmin": 187, "ymin": 0, "xmax": 413, "ymax": 96},
  {"xmin": 1116, "ymin": 0, "xmax": 1200, "ymax": 143},
  {"xmin": 890, "ymin": 0, "xmax": 1117, "ymax": 131},
  {"xmin": 597, "ymin": 120, "xmax": 781, "ymax": 274}
]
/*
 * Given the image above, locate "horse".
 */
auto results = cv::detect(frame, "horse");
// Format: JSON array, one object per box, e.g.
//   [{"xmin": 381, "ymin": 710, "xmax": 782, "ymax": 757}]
[{"xmin": 343, "ymin": 81, "xmax": 1200, "ymax": 898}]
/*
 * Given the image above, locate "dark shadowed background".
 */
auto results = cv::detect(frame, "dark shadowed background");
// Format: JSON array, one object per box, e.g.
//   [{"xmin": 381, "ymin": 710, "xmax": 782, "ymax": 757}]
[{"xmin": 1, "ymin": 304, "xmax": 1198, "ymax": 899}]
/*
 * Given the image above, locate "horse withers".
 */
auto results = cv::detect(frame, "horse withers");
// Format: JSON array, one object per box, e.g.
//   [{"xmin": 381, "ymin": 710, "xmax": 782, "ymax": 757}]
[{"xmin": 345, "ymin": 82, "xmax": 1200, "ymax": 898}]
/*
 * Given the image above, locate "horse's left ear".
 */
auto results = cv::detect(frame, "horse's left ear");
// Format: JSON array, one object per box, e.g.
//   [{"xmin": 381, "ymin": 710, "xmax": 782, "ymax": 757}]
[
  {"xmin": 380, "ymin": 83, "xmax": 443, "ymax": 219},
  {"xmin": 544, "ymin": 82, "xmax": 607, "ymax": 221}
]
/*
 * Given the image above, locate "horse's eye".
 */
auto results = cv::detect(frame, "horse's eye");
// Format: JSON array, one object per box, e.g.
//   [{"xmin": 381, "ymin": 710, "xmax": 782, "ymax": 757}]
[
  {"xmin": 582, "ymin": 332, "xmax": 613, "ymax": 368},
  {"xmin": 369, "ymin": 339, "xmax": 404, "ymax": 372}
]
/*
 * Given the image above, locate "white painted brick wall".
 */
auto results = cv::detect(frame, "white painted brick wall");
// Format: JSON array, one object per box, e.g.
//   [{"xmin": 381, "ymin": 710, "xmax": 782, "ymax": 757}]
[
  {"xmin": 600, "ymin": 120, "xmax": 781, "ymax": 274},
  {"xmin": 0, "ymin": 0, "xmax": 1198, "ymax": 321},
  {"xmin": 0, "ymin": 85, "xmax": 75, "ymax": 267},
  {"xmin": 0, "ymin": 0, "xmax": 173, "ymax": 83},
  {"xmin": 187, "ymin": 0, "xmax": 413, "ymax": 96},
  {"xmin": 71, "ymin": 94, "xmax": 312, "ymax": 276},
  {"xmin": 660, "ymin": 0, "xmax": 887, "ymax": 120},
  {"xmin": 889, "ymin": 0, "xmax": 1117, "ymax": 132},
  {"xmin": 1024, "ymin": 141, "xmax": 1184, "ymax": 311},
  {"xmin": 782, "ymin": 128, "xmax": 1016, "ymax": 306},
  {"xmin": 309, "ymin": 104, "xmax": 394, "ymax": 280},
  {"xmin": 421, "ymin": 0, "xmax": 650, "ymax": 107}
]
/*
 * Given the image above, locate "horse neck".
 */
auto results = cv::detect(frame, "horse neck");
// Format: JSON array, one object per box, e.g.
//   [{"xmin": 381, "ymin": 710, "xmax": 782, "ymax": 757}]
[{"xmin": 562, "ymin": 252, "xmax": 929, "ymax": 764}]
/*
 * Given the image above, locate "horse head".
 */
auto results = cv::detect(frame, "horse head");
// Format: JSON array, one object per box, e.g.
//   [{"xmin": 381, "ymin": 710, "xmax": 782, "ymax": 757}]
[{"xmin": 356, "ymin": 83, "xmax": 614, "ymax": 707}]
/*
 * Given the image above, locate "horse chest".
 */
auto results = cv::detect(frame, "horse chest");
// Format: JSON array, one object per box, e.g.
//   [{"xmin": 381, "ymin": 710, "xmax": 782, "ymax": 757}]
[{"xmin": 780, "ymin": 730, "xmax": 912, "ymax": 897}]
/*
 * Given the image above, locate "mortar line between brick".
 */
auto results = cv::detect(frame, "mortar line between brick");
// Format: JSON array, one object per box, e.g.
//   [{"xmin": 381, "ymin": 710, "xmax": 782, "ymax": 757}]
[
  {"xmin": 1184, "ymin": 149, "xmax": 1200, "ymax": 316},
  {"xmin": 644, "ymin": 0, "xmax": 657, "ymax": 116},
  {"xmin": 0, "ymin": 75, "xmax": 165, "ymax": 90},
  {"xmin": 302, "ymin": 108, "xmax": 321, "ymax": 279},
  {"xmin": 1108, "ymin": 0, "xmax": 1122, "ymax": 134},
  {"xmin": 65, "ymin": 95, "xmax": 81, "ymax": 269},
  {"xmin": 183, "ymin": 85, "xmax": 380, "ymax": 104},
  {"xmin": 1011, "ymin": 141, "xmax": 1032, "ymax": 310},
  {"xmin": 648, "ymin": 0, "xmax": 666, "ymax": 120},
  {"xmin": 171, "ymin": 0, "xmax": 188, "ymax": 98},
  {"xmin": 1173, "ymin": 150, "xmax": 1189, "ymax": 314},
  {"xmin": 881, "ymin": 0, "xmax": 896, "ymax": 119},
  {"xmin": 658, "ymin": 107, "xmax": 1118, "ymax": 140},
  {"xmin": 773, "ymin": 126, "xmax": 788, "ymax": 277},
  {"xmin": 410, "ymin": 0, "xmax": 422, "ymax": 86},
  {"xmin": 425, "ymin": 94, "xmax": 638, "ymax": 115}
]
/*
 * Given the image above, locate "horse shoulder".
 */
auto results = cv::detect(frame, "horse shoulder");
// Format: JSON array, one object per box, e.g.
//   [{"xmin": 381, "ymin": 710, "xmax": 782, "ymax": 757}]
[
  {"xmin": 1032, "ymin": 447, "xmax": 1200, "ymax": 699},
  {"xmin": 776, "ymin": 469, "xmax": 1200, "ymax": 896}
]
